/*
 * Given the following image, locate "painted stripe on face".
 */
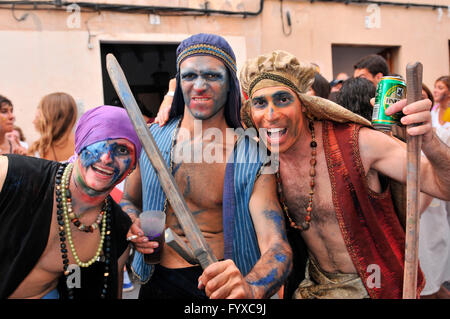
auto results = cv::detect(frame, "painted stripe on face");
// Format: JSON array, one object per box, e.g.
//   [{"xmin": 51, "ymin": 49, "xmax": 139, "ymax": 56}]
[{"xmin": 80, "ymin": 140, "xmax": 133, "ymax": 184}]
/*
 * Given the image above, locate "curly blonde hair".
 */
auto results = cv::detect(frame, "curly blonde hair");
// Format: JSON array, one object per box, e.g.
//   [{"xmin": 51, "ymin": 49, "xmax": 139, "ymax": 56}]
[{"xmin": 28, "ymin": 92, "xmax": 77, "ymax": 158}]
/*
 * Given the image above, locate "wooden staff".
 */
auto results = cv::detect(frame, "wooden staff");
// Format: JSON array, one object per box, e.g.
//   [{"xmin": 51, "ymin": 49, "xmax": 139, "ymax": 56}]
[
  {"xmin": 106, "ymin": 53, "xmax": 217, "ymax": 269},
  {"xmin": 402, "ymin": 62, "xmax": 423, "ymax": 299}
]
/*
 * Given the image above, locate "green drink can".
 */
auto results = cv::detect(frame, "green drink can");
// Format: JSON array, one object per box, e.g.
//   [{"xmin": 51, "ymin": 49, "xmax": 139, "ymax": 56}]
[{"xmin": 372, "ymin": 76, "xmax": 406, "ymax": 131}]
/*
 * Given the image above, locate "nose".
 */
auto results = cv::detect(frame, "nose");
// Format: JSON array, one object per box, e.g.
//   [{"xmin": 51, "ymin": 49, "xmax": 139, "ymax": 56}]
[
  {"xmin": 264, "ymin": 103, "xmax": 279, "ymax": 122},
  {"xmin": 7, "ymin": 110, "xmax": 14, "ymax": 121},
  {"xmin": 100, "ymin": 150, "xmax": 113, "ymax": 164},
  {"xmin": 193, "ymin": 77, "xmax": 207, "ymax": 92}
]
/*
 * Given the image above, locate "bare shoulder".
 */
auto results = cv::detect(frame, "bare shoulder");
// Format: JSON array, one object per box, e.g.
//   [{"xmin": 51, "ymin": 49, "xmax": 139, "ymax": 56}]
[
  {"xmin": 0, "ymin": 156, "xmax": 9, "ymax": 192},
  {"xmin": 358, "ymin": 127, "xmax": 400, "ymax": 158}
]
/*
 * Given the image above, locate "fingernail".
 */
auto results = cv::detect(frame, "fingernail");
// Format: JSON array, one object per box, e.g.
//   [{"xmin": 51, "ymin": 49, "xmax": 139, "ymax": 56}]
[{"xmin": 198, "ymin": 280, "xmax": 203, "ymax": 289}]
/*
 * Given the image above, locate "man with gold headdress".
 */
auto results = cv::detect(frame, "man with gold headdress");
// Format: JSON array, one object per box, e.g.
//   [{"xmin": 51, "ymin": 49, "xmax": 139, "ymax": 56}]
[{"xmin": 239, "ymin": 50, "xmax": 450, "ymax": 299}]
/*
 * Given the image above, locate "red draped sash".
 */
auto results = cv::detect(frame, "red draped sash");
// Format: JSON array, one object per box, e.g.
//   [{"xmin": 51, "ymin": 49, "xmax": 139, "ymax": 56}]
[{"xmin": 323, "ymin": 121, "xmax": 424, "ymax": 299}]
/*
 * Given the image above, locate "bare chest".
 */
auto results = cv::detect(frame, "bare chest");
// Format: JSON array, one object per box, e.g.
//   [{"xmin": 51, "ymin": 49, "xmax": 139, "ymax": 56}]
[
  {"xmin": 37, "ymin": 201, "xmax": 106, "ymax": 274},
  {"xmin": 173, "ymin": 161, "xmax": 226, "ymax": 208},
  {"xmin": 280, "ymin": 150, "xmax": 336, "ymax": 228}
]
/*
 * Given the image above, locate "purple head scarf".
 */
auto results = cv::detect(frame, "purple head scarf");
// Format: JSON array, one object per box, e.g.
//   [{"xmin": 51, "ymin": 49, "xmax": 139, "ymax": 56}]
[{"xmin": 69, "ymin": 105, "xmax": 142, "ymax": 163}]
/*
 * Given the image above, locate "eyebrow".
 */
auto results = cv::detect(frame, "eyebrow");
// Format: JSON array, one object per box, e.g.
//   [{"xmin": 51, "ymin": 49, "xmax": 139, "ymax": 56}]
[
  {"xmin": 252, "ymin": 90, "xmax": 294, "ymax": 100},
  {"xmin": 272, "ymin": 90, "xmax": 294, "ymax": 97}
]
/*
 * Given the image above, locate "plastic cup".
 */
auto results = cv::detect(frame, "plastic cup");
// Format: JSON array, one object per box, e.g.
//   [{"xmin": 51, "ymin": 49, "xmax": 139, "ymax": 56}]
[{"xmin": 139, "ymin": 210, "xmax": 166, "ymax": 264}]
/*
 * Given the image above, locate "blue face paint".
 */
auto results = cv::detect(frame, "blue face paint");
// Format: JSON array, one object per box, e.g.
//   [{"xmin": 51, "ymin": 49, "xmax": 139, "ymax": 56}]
[
  {"xmin": 80, "ymin": 141, "xmax": 109, "ymax": 168},
  {"xmin": 248, "ymin": 269, "xmax": 278, "ymax": 286},
  {"xmin": 179, "ymin": 56, "xmax": 229, "ymax": 120},
  {"xmin": 252, "ymin": 90, "xmax": 295, "ymax": 110},
  {"xmin": 79, "ymin": 140, "xmax": 134, "ymax": 186}
]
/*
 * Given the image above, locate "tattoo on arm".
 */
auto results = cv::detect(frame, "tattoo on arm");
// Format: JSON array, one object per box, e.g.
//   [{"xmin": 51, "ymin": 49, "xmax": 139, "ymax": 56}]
[{"xmin": 120, "ymin": 191, "xmax": 142, "ymax": 220}]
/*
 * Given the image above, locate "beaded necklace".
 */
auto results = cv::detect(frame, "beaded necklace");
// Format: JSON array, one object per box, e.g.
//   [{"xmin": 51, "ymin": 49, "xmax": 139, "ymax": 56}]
[
  {"xmin": 276, "ymin": 120, "xmax": 317, "ymax": 231},
  {"xmin": 56, "ymin": 162, "xmax": 112, "ymax": 299}
]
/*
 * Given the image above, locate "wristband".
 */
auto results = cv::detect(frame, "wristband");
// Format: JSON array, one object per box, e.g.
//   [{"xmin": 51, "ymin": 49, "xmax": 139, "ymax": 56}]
[{"xmin": 165, "ymin": 91, "xmax": 175, "ymax": 97}]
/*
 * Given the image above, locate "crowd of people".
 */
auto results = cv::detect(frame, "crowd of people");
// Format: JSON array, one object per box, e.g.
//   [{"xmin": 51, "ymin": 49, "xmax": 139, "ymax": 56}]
[{"xmin": 0, "ymin": 33, "xmax": 449, "ymax": 300}]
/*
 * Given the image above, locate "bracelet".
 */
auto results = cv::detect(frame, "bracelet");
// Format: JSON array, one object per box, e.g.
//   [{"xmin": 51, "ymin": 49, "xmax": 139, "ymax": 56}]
[{"xmin": 165, "ymin": 91, "xmax": 175, "ymax": 97}]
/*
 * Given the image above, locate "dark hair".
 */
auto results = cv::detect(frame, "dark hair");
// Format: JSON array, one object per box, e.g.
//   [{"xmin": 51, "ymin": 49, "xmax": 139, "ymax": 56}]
[
  {"xmin": 311, "ymin": 73, "xmax": 331, "ymax": 99},
  {"xmin": 435, "ymin": 75, "xmax": 450, "ymax": 90},
  {"xmin": 422, "ymin": 83, "xmax": 434, "ymax": 106},
  {"xmin": 0, "ymin": 95, "xmax": 12, "ymax": 108},
  {"xmin": 353, "ymin": 54, "xmax": 389, "ymax": 78},
  {"xmin": 336, "ymin": 77, "xmax": 376, "ymax": 121}
]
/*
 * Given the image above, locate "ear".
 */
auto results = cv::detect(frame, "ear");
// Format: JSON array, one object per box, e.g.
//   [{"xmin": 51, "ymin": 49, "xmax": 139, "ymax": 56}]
[{"xmin": 375, "ymin": 72, "xmax": 384, "ymax": 83}]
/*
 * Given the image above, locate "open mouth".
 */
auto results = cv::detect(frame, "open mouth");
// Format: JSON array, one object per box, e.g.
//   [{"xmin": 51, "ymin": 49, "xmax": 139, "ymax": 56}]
[
  {"xmin": 192, "ymin": 97, "xmax": 210, "ymax": 102},
  {"xmin": 92, "ymin": 164, "xmax": 114, "ymax": 176}
]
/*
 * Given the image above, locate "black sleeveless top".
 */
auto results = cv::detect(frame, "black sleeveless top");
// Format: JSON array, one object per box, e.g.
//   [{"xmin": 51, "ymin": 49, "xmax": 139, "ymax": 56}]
[{"xmin": 0, "ymin": 154, "xmax": 132, "ymax": 299}]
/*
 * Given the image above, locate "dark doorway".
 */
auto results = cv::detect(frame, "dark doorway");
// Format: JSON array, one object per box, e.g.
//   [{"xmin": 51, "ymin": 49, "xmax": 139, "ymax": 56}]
[
  {"xmin": 331, "ymin": 44, "xmax": 399, "ymax": 79},
  {"xmin": 100, "ymin": 42, "xmax": 178, "ymax": 120}
]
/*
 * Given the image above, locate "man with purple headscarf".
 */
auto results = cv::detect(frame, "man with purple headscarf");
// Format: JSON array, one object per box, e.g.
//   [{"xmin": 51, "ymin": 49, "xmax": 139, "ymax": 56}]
[
  {"xmin": 120, "ymin": 33, "xmax": 292, "ymax": 299},
  {"xmin": 0, "ymin": 105, "xmax": 142, "ymax": 299}
]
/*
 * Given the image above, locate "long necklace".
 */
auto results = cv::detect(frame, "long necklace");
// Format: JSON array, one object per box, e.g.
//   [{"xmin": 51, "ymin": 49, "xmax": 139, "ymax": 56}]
[
  {"xmin": 56, "ymin": 162, "xmax": 112, "ymax": 299},
  {"xmin": 63, "ymin": 165, "xmax": 105, "ymax": 233},
  {"xmin": 277, "ymin": 120, "xmax": 317, "ymax": 231}
]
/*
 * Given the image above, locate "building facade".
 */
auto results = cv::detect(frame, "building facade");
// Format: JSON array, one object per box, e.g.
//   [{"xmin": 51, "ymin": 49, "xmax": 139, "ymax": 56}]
[{"xmin": 0, "ymin": 0, "xmax": 449, "ymax": 142}]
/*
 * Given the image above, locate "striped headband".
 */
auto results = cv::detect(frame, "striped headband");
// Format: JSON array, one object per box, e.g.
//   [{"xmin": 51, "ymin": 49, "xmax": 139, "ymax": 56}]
[
  {"xmin": 248, "ymin": 72, "xmax": 300, "ymax": 97},
  {"xmin": 176, "ymin": 44, "xmax": 237, "ymax": 73}
]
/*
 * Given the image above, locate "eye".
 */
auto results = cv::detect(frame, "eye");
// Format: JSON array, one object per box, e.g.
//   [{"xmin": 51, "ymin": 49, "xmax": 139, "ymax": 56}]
[
  {"xmin": 114, "ymin": 145, "xmax": 130, "ymax": 155},
  {"xmin": 274, "ymin": 93, "xmax": 293, "ymax": 106},
  {"xmin": 181, "ymin": 73, "xmax": 196, "ymax": 81},
  {"xmin": 252, "ymin": 98, "xmax": 267, "ymax": 109},
  {"xmin": 204, "ymin": 73, "xmax": 221, "ymax": 80}
]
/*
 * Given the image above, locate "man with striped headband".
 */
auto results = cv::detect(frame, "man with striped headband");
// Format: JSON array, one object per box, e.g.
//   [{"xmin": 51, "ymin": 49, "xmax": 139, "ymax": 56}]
[
  {"xmin": 239, "ymin": 50, "xmax": 450, "ymax": 298},
  {"xmin": 121, "ymin": 33, "xmax": 292, "ymax": 299},
  {"xmin": 0, "ymin": 105, "xmax": 142, "ymax": 299}
]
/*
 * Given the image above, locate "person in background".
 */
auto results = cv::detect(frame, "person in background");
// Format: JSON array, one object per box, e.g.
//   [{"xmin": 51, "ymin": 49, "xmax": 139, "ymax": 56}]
[
  {"xmin": 336, "ymin": 77, "xmax": 376, "ymax": 122},
  {"xmin": 329, "ymin": 72, "xmax": 349, "ymax": 93},
  {"xmin": 6, "ymin": 125, "xmax": 28, "ymax": 150},
  {"xmin": 419, "ymin": 79, "xmax": 450, "ymax": 299},
  {"xmin": 154, "ymin": 78, "xmax": 177, "ymax": 126},
  {"xmin": 353, "ymin": 54, "xmax": 389, "ymax": 88},
  {"xmin": 432, "ymin": 76, "xmax": 450, "ymax": 128},
  {"xmin": 0, "ymin": 95, "xmax": 26, "ymax": 155},
  {"xmin": 28, "ymin": 92, "xmax": 77, "ymax": 162},
  {"xmin": 307, "ymin": 72, "xmax": 330, "ymax": 99}
]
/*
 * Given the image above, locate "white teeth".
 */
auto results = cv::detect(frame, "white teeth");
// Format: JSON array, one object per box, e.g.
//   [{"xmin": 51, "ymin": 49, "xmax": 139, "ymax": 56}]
[
  {"xmin": 268, "ymin": 128, "xmax": 285, "ymax": 133},
  {"xmin": 93, "ymin": 165, "xmax": 113, "ymax": 175}
]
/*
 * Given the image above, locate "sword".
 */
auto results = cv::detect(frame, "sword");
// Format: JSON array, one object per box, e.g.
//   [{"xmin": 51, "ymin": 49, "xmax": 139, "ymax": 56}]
[
  {"xmin": 106, "ymin": 53, "xmax": 217, "ymax": 269},
  {"xmin": 402, "ymin": 62, "xmax": 423, "ymax": 299}
]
